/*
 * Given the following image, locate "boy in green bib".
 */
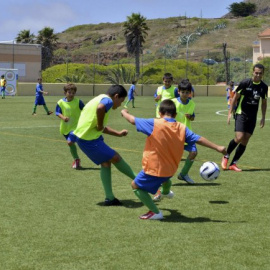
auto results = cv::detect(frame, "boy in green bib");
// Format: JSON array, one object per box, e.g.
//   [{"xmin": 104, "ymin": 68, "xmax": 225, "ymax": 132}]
[
  {"xmin": 71, "ymin": 85, "xmax": 136, "ymax": 206},
  {"xmin": 154, "ymin": 73, "xmax": 179, "ymax": 118},
  {"xmin": 56, "ymin": 83, "xmax": 85, "ymax": 169}
]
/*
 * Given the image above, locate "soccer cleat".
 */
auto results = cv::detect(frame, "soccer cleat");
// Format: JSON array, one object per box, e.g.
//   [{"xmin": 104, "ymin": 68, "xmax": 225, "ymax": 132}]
[
  {"xmin": 178, "ymin": 173, "xmax": 195, "ymax": 184},
  {"xmin": 123, "ymin": 105, "xmax": 128, "ymax": 109},
  {"xmin": 139, "ymin": 211, "xmax": 163, "ymax": 220},
  {"xmin": 153, "ymin": 190, "xmax": 174, "ymax": 202},
  {"xmin": 32, "ymin": 113, "xmax": 37, "ymax": 116},
  {"xmin": 72, "ymin": 159, "xmax": 82, "ymax": 170},
  {"xmin": 228, "ymin": 164, "xmax": 242, "ymax": 172},
  {"xmin": 104, "ymin": 198, "xmax": 123, "ymax": 206},
  {"xmin": 47, "ymin": 111, "xmax": 53, "ymax": 115},
  {"xmin": 221, "ymin": 156, "xmax": 229, "ymax": 170}
]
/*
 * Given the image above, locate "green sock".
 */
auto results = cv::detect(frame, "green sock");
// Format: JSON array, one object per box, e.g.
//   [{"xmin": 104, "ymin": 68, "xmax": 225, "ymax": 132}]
[
  {"xmin": 132, "ymin": 100, "xmax": 135, "ymax": 107},
  {"xmin": 161, "ymin": 179, "xmax": 172, "ymax": 195},
  {"xmin": 43, "ymin": 105, "xmax": 49, "ymax": 113},
  {"xmin": 114, "ymin": 158, "xmax": 136, "ymax": 179},
  {"xmin": 181, "ymin": 159, "xmax": 194, "ymax": 176},
  {"xmin": 133, "ymin": 189, "xmax": 159, "ymax": 214},
  {"xmin": 69, "ymin": 143, "xmax": 79, "ymax": 159},
  {"xmin": 32, "ymin": 105, "xmax": 37, "ymax": 113},
  {"xmin": 100, "ymin": 166, "xmax": 114, "ymax": 200},
  {"xmin": 124, "ymin": 100, "xmax": 130, "ymax": 107}
]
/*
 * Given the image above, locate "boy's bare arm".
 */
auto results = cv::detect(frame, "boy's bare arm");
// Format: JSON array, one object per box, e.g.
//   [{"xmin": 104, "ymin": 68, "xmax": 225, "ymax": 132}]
[
  {"xmin": 96, "ymin": 104, "xmax": 106, "ymax": 131},
  {"xmin": 57, "ymin": 113, "xmax": 69, "ymax": 122},
  {"xmin": 121, "ymin": 109, "xmax": 135, "ymax": 125},
  {"xmin": 196, "ymin": 137, "xmax": 227, "ymax": 155},
  {"xmin": 103, "ymin": 126, "xmax": 128, "ymax": 137}
]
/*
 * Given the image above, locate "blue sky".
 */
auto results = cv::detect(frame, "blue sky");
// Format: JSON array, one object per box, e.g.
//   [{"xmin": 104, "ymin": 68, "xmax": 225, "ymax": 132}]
[{"xmin": 1, "ymin": 0, "xmax": 240, "ymax": 41}]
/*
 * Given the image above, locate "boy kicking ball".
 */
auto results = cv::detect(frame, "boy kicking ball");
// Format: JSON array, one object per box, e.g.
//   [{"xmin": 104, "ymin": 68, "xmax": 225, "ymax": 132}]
[{"xmin": 121, "ymin": 100, "xmax": 227, "ymax": 220}]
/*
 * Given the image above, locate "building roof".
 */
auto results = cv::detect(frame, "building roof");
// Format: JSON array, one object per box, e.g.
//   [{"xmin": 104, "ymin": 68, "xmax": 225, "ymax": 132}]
[{"xmin": 258, "ymin": 28, "xmax": 270, "ymax": 38}]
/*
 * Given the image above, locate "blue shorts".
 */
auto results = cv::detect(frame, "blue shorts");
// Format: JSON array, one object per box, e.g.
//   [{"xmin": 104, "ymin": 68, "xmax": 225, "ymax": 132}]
[
  {"xmin": 184, "ymin": 143, "xmax": 197, "ymax": 152},
  {"xmin": 64, "ymin": 132, "xmax": 73, "ymax": 141},
  {"xmin": 134, "ymin": 170, "xmax": 171, "ymax": 194},
  {"xmin": 35, "ymin": 96, "xmax": 46, "ymax": 106},
  {"xmin": 75, "ymin": 135, "xmax": 116, "ymax": 165}
]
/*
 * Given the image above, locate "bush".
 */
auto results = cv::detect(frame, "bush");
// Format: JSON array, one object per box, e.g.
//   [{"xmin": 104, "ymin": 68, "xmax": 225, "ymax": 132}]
[
  {"xmin": 228, "ymin": 2, "xmax": 257, "ymax": 17},
  {"xmin": 236, "ymin": 16, "xmax": 261, "ymax": 29}
]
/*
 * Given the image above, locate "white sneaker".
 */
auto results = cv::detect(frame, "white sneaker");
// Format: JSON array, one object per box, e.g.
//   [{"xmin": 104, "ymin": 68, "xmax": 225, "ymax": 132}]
[
  {"xmin": 178, "ymin": 173, "xmax": 195, "ymax": 184},
  {"xmin": 153, "ymin": 190, "xmax": 174, "ymax": 202},
  {"xmin": 139, "ymin": 211, "xmax": 163, "ymax": 220}
]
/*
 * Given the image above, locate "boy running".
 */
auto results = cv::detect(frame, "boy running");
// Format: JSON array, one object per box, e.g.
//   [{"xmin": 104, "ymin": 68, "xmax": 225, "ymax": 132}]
[
  {"xmin": 71, "ymin": 85, "xmax": 136, "ymax": 206},
  {"xmin": 221, "ymin": 64, "xmax": 268, "ymax": 172},
  {"xmin": 171, "ymin": 79, "xmax": 196, "ymax": 185},
  {"xmin": 32, "ymin": 78, "xmax": 53, "ymax": 115},
  {"xmin": 121, "ymin": 100, "xmax": 226, "ymax": 220},
  {"xmin": 55, "ymin": 83, "xmax": 85, "ymax": 169},
  {"xmin": 124, "ymin": 80, "xmax": 137, "ymax": 108}
]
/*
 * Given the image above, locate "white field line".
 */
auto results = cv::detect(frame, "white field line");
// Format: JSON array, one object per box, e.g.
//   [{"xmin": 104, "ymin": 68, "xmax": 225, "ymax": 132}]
[
  {"xmin": 216, "ymin": 110, "xmax": 270, "ymax": 120},
  {"xmin": 0, "ymin": 125, "xmax": 58, "ymax": 130}
]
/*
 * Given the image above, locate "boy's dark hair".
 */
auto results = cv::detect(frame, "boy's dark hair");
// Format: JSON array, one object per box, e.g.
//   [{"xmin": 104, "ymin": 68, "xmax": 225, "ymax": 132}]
[
  {"xmin": 229, "ymin": 81, "xmax": 234, "ymax": 86},
  {"xmin": 253, "ymin": 63, "xmax": 264, "ymax": 72},
  {"xmin": 64, "ymin": 83, "xmax": 77, "ymax": 93},
  {"xmin": 107, "ymin": 85, "xmax": 127, "ymax": 98},
  {"xmin": 1, "ymin": 75, "xmax": 4, "ymax": 78},
  {"xmin": 163, "ymin": 73, "xmax": 173, "ymax": 80},
  {"xmin": 178, "ymin": 79, "xmax": 192, "ymax": 91},
  {"xmin": 159, "ymin": 99, "xmax": 176, "ymax": 117},
  {"xmin": 131, "ymin": 80, "xmax": 136, "ymax": 84}
]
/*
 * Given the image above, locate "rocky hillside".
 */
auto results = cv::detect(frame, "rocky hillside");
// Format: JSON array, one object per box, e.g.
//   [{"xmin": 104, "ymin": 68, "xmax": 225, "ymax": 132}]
[{"xmin": 55, "ymin": 1, "xmax": 270, "ymax": 65}]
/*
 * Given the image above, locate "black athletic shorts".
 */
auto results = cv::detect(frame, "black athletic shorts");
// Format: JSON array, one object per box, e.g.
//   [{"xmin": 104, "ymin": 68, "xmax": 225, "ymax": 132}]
[{"xmin": 235, "ymin": 113, "xmax": 257, "ymax": 135}]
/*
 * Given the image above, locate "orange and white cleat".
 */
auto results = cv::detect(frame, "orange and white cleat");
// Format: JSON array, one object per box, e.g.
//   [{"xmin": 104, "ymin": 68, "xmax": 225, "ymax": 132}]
[{"xmin": 228, "ymin": 164, "xmax": 242, "ymax": 172}]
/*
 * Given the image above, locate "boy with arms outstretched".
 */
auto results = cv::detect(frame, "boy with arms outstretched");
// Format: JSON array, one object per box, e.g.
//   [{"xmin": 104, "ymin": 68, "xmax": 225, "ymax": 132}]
[
  {"xmin": 71, "ymin": 85, "xmax": 136, "ymax": 206},
  {"xmin": 121, "ymin": 100, "xmax": 226, "ymax": 220},
  {"xmin": 56, "ymin": 83, "xmax": 85, "ymax": 169}
]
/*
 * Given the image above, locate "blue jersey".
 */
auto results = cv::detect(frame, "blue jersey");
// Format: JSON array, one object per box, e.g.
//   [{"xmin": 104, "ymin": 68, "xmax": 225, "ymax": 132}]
[
  {"xmin": 128, "ymin": 84, "xmax": 136, "ymax": 100},
  {"xmin": 135, "ymin": 117, "xmax": 200, "ymax": 144},
  {"xmin": 35, "ymin": 83, "xmax": 43, "ymax": 97},
  {"xmin": 34, "ymin": 83, "xmax": 46, "ymax": 105},
  {"xmin": 134, "ymin": 117, "xmax": 200, "ymax": 194}
]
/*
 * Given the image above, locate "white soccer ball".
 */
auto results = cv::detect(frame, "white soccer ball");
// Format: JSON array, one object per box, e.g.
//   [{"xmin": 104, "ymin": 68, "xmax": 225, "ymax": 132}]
[{"xmin": 200, "ymin": 161, "xmax": 220, "ymax": 181}]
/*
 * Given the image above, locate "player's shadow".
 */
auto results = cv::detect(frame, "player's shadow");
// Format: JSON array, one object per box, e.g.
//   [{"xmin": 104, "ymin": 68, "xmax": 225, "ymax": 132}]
[
  {"xmin": 97, "ymin": 199, "xmax": 143, "ymax": 208},
  {"xmin": 159, "ymin": 208, "xmax": 227, "ymax": 223},
  {"xmin": 242, "ymin": 168, "xmax": 270, "ymax": 172},
  {"xmin": 209, "ymin": 200, "xmax": 229, "ymax": 204},
  {"xmin": 79, "ymin": 167, "xmax": 100, "ymax": 171},
  {"xmin": 172, "ymin": 182, "xmax": 221, "ymax": 187}
]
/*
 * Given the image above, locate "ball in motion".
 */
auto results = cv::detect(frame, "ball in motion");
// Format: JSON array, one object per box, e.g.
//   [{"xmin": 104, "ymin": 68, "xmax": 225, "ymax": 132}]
[{"xmin": 200, "ymin": 161, "xmax": 220, "ymax": 181}]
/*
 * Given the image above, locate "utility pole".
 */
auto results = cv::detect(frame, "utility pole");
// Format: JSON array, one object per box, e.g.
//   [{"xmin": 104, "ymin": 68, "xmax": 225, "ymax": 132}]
[{"xmin": 223, "ymin": 43, "xmax": 230, "ymax": 84}]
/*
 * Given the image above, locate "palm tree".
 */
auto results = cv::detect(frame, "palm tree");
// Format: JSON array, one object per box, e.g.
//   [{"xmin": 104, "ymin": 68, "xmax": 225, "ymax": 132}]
[
  {"xmin": 105, "ymin": 65, "xmax": 136, "ymax": 85},
  {"xmin": 15, "ymin": 29, "xmax": 35, "ymax": 44},
  {"xmin": 123, "ymin": 13, "xmax": 149, "ymax": 79},
  {"xmin": 36, "ymin": 27, "xmax": 58, "ymax": 70}
]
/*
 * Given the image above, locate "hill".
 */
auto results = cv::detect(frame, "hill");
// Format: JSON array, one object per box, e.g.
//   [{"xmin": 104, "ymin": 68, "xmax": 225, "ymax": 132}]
[{"xmin": 54, "ymin": 2, "xmax": 270, "ymax": 66}]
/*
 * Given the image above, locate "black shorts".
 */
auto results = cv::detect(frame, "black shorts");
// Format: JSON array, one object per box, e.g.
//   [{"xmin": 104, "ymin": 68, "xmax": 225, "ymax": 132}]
[{"xmin": 235, "ymin": 113, "xmax": 257, "ymax": 135}]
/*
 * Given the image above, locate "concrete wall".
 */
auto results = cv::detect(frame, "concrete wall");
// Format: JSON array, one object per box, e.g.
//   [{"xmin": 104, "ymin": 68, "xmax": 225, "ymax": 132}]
[
  {"xmin": 0, "ymin": 43, "xmax": 42, "ymax": 82},
  {"xmin": 17, "ymin": 83, "xmax": 232, "ymax": 97}
]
